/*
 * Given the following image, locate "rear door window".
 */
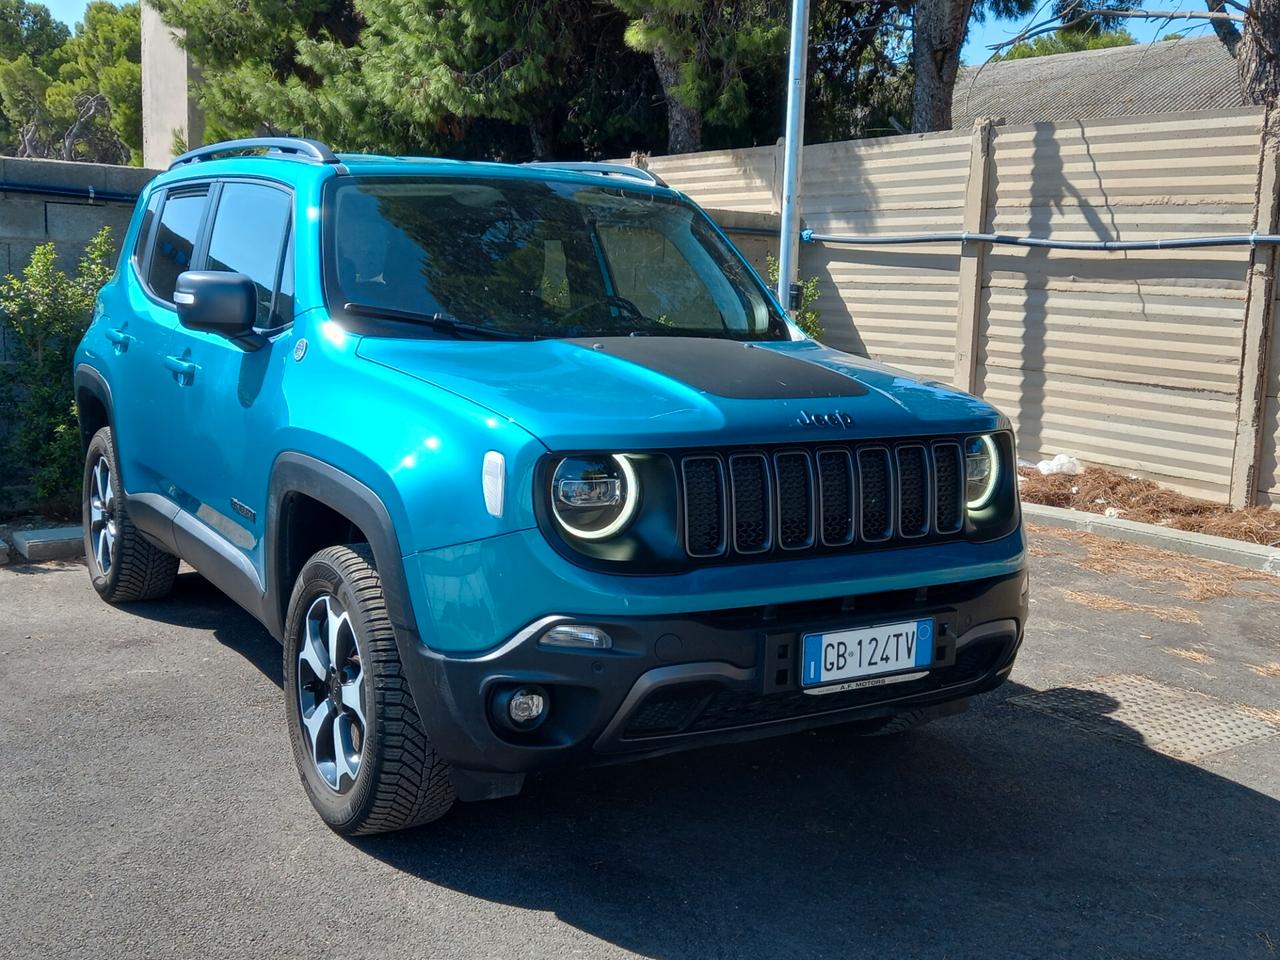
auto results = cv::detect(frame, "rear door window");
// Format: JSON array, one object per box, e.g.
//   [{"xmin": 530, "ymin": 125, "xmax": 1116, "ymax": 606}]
[
  {"xmin": 147, "ymin": 190, "xmax": 208, "ymax": 303},
  {"xmin": 205, "ymin": 182, "xmax": 293, "ymax": 328}
]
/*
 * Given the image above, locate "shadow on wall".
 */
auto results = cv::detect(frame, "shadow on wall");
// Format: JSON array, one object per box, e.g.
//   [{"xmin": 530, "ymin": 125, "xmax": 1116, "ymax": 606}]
[{"xmin": 133, "ymin": 569, "xmax": 1280, "ymax": 960}]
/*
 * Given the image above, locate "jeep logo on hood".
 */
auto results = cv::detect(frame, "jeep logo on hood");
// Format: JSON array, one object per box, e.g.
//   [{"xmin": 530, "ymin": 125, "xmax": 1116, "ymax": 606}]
[{"xmin": 797, "ymin": 410, "xmax": 854, "ymax": 428}]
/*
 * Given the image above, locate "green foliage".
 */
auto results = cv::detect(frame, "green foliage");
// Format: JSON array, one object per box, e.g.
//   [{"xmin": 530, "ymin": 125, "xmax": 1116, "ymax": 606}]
[
  {"xmin": 993, "ymin": 27, "xmax": 1137, "ymax": 61},
  {"xmin": 0, "ymin": 2, "xmax": 141, "ymax": 163},
  {"xmin": 766, "ymin": 253, "xmax": 823, "ymax": 340},
  {"xmin": 0, "ymin": 0, "xmax": 69, "ymax": 69},
  {"xmin": 0, "ymin": 227, "xmax": 116, "ymax": 511},
  {"xmin": 153, "ymin": 0, "xmax": 665, "ymax": 160},
  {"xmin": 613, "ymin": 0, "xmax": 787, "ymax": 147}
]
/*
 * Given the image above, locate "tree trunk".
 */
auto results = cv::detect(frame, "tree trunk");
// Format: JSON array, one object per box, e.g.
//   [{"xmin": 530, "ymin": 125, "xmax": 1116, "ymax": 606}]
[
  {"xmin": 1207, "ymin": 0, "xmax": 1242, "ymax": 57},
  {"xmin": 1238, "ymin": 0, "xmax": 1280, "ymax": 109},
  {"xmin": 528, "ymin": 115, "xmax": 554, "ymax": 160},
  {"xmin": 651, "ymin": 44, "xmax": 702, "ymax": 154},
  {"xmin": 910, "ymin": 0, "xmax": 975, "ymax": 132}
]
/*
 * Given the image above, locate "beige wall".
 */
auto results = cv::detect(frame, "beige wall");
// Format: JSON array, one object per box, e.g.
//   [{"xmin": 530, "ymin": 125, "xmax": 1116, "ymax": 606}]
[{"xmin": 632, "ymin": 108, "xmax": 1280, "ymax": 507}]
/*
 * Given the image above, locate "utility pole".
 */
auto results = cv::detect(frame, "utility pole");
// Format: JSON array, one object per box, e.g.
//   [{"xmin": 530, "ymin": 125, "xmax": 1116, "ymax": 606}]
[{"xmin": 776, "ymin": 0, "xmax": 811, "ymax": 314}]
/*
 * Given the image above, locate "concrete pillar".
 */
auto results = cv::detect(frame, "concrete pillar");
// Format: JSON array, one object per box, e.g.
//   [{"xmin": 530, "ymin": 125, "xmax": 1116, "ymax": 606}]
[{"xmin": 141, "ymin": 4, "xmax": 204, "ymax": 169}]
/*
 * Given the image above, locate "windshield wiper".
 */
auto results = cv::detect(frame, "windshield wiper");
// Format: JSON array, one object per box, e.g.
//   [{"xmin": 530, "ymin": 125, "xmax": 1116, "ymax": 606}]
[{"xmin": 343, "ymin": 303, "xmax": 537, "ymax": 340}]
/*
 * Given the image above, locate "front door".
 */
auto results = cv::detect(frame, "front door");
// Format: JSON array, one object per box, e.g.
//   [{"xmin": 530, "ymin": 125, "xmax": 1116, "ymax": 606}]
[{"xmin": 162, "ymin": 179, "xmax": 295, "ymax": 577}]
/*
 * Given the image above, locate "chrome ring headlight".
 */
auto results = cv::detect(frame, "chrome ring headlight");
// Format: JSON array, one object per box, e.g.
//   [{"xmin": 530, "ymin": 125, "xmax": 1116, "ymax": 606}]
[
  {"xmin": 965, "ymin": 434, "xmax": 1000, "ymax": 510},
  {"xmin": 551, "ymin": 454, "xmax": 640, "ymax": 540}
]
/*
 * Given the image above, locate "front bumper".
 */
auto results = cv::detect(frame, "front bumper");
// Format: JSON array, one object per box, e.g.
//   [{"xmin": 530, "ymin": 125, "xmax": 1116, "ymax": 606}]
[{"xmin": 404, "ymin": 568, "xmax": 1029, "ymax": 784}]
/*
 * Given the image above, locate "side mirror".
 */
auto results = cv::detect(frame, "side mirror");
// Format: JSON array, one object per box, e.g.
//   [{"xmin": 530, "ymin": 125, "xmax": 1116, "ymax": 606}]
[{"xmin": 174, "ymin": 271, "xmax": 265, "ymax": 351}]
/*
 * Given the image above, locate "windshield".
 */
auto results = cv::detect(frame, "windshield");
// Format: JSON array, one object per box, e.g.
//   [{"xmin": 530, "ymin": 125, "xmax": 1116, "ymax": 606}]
[{"xmin": 324, "ymin": 177, "xmax": 789, "ymax": 341}]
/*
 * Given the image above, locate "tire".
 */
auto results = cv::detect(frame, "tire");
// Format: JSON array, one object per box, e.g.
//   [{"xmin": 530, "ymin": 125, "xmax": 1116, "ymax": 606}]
[
  {"xmin": 83, "ymin": 426, "xmax": 179, "ymax": 603},
  {"xmin": 283, "ymin": 544, "xmax": 455, "ymax": 835}
]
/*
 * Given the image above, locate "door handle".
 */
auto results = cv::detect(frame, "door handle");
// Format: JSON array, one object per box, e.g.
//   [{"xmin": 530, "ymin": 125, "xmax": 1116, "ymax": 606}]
[
  {"xmin": 164, "ymin": 354, "xmax": 200, "ymax": 385},
  {"xmin": 105, "ymin": 328, "xmax": 134, "ymax": 351}
]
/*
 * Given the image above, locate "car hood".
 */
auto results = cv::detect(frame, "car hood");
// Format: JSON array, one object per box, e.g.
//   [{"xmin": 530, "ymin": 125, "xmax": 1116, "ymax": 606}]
[{"xmin": 355, "ymin": 335, "xmax": 1005, "ymax": 451}]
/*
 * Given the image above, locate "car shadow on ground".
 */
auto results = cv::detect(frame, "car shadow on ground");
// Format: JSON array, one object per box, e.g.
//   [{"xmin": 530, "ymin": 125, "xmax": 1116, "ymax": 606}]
[{"xmin": 128, "ymin": 569, "xmax": 1279, "ymax": 959}]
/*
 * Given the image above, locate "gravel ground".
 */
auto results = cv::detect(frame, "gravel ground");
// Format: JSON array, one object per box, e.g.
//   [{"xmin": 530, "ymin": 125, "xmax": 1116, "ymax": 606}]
[{"xmin": 1, "ymin": 524, "xmax": 1278, "ymax": 960}]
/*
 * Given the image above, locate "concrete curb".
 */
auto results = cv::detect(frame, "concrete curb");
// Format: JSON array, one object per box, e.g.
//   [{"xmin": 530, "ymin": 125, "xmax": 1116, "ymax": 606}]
[
  {"xmin": 11, "ymin": 526, "xmax": 85, "ymax": 563},
  {"xmin": 1023, "ymin": 503, "xmax": 1280, "ymax": 575}
]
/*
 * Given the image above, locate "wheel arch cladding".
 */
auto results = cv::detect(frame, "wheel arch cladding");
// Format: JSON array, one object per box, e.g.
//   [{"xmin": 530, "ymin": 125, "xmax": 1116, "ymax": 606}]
[
  {"xmin": 74, "ymin": 364, "xmax": 113, "ymax": 453},
  {"xmin": 267, "ymin": 453, "xmax": 423, "ymax": 649}
]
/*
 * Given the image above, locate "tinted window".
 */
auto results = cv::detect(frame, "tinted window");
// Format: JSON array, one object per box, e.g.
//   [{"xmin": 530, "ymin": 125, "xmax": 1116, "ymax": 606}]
[
  {"xmin": 206, "ymin": 183, "xmax": 292, "ymax": 328},
  {"xmin": 274, "ymin": 228, "xmax": 294, "ymax": 328},
  {"xmin": 325, "ymin": 178, "xmax": 785, "ymax": 341},
  {"xmin": 147, "ymin": 191, "xmax": 206, "ymax": 302},
  {"xmin": 131, "ymin": 192, "xmax": 160, "ymax": 273}
]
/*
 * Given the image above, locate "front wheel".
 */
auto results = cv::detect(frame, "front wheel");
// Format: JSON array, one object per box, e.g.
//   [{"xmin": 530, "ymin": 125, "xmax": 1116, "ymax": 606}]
[{"xmin": 283, "ymin": 544, "xmax": 455, "ymax": 835}]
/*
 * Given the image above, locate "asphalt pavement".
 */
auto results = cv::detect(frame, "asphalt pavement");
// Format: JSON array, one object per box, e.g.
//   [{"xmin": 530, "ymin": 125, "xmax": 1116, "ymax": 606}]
[{"xmin": 1, "ymin": 524, "xmax": 1277, "ymax": 960}]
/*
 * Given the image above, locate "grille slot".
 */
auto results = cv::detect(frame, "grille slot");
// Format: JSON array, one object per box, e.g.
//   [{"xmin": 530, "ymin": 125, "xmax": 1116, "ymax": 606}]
[
  {"xmin": 728, "ymin": 453, "xmax": 772, "ymax": 554},
  {"xmin": 857, "ymin": 447, "xmax": 893, "ymax": 542},
  {"xmin": 682, "ymin": 456, "xmax": 727, "ymax": 557},
  {"xmin": 895, "ymin": 444, "xmax": 930, "ymax": 538},
  {"xmin": 773, "ymin": 451, "xmax": 815, "ymax": 550},
  {"xmin": 816, "ymin": 449, "xmax": 855, "ymax": 546},
  {"xmin": 933, "ymin": 441, "xmax": 965, "ymax": 534},
  {"xmin": 680, "ymin": 436, "xmax": 970, "ymax": 561}
]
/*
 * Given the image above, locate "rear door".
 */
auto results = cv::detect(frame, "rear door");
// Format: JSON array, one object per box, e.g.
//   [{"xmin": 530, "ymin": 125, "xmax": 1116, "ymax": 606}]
[
  {"xmin": 113, "ymin": 184, "xmax": 212, "ymax": 497},
  {"xmin": 162, "ymin": 179, "xmax": 295, "ymax": 576}
]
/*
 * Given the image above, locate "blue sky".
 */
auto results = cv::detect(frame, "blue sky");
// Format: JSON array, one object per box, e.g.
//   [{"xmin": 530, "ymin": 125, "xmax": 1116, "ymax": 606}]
[
  {"xmin": 42, "ymin": 0, "xmax": 87, "ymax": 28},
  {"xmin": 961, "ymin": 10, "xmax": 1218, "ymax": 64}
]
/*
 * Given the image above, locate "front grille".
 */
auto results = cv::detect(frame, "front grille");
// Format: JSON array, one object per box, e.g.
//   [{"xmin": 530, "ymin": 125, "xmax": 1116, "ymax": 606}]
[{"xmin": 679, "ymin": 437, "xmax": 968, "ymax": 561}]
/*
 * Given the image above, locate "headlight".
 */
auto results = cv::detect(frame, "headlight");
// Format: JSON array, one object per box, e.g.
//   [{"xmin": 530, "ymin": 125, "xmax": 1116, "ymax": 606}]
[
  {"xmin": 965, "ymin": 434, "xmax": 1000, "ymax": 510},
  {"xmin": 551, "ymin": 455, "xmax": 640, "ymax": 540}
]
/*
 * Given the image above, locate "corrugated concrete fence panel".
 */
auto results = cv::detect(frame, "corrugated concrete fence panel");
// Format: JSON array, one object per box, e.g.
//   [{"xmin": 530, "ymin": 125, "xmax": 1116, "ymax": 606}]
[
  {"xmin": 798, "ymin": 131, "xmax": 973, "ymax": 382},
  {"xmin": 640, "ymin": 146, "xmax": 777, "ymax": 214},
  {"xmin": 976, "ymin": 110, "xmax": 1263, "ymax": 501}
]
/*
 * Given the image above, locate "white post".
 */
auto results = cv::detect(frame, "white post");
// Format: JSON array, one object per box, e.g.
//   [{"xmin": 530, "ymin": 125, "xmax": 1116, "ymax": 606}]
[{"xmin": 775, "ymin": 0, "xmax": 811, "ymax": 313}]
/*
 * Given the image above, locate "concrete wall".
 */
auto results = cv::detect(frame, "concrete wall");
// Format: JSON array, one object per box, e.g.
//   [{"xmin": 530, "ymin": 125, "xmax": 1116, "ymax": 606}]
[
  {"xmin": 141, "ymin": 4, "xmax": 203, "ymax": 169},
  {"xmin": 632, "ymin": 108, "xmax": 1280, "ymax": 508},
  {"xmin": 0, "ymin": 157, "xmax": 158, "ymax": 504}
]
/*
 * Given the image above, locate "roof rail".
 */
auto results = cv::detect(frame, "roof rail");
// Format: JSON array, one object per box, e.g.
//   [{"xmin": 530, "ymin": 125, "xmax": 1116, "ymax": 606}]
[
  {"xmin": 169, "ymin": 137, "xmax": 340, "ymax": 170},
  {"xmin": 523, "ymin": 161, "xmax": 667, "ymax": 188}
]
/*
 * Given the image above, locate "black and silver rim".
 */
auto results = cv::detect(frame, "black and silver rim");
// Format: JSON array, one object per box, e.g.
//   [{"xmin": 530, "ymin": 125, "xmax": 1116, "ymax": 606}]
[
  {"xmin": 88, "ymin": 456, "xmax": 116, "ymax": 576},
  {"xmin": 297, "ymin": 595, "xmax": 366, "ymax": 793}
]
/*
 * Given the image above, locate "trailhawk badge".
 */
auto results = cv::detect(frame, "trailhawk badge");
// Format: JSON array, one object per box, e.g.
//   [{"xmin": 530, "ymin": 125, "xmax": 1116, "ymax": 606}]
[{"xmin": 797, "ymin": 410, "xmax": 855, "ymax": 428}]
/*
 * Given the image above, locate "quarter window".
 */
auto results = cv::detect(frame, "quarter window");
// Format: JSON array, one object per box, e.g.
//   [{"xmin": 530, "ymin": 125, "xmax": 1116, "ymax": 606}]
[
  {"xmin": 206, "ymin": 182, "xmax": 293, "ymax": 328},
  {"xmin": 147, "ymin": 191, "xmax": 207, "ymax": 303}
]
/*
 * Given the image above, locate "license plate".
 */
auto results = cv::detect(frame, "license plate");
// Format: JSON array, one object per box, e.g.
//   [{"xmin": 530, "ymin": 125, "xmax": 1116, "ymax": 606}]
[{"xmin": 800, "ymin": 618, "xmax": 934, "ymax": 691}]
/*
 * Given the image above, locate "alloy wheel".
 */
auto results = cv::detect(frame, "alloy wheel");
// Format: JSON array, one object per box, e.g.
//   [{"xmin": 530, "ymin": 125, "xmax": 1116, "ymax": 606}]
[
  {"xmin": 296, "ymin": 595, "xmax": 366, "ymax": 792},
  {"xmin": 88, "ymin": 456, "xmax": 116, "ymax": 576}
]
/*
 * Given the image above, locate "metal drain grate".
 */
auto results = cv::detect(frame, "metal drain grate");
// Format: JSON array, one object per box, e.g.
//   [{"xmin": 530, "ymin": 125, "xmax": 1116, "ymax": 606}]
[{"xmin": 1009, "ymin": 674, "xmax": 1280, "ymax": 761}]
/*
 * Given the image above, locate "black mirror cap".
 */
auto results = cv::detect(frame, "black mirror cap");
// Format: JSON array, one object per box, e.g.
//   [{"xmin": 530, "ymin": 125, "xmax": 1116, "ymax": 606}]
[{"xmin": 174, "ymin": 271, "xmax": 265, "ymax": 351}]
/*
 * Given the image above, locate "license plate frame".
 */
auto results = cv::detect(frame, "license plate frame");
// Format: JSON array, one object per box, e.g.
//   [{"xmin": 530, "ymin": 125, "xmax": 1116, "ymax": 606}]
[{"xmin": 800, "ymin": 617, "xmax": 935, "ymax": 693}]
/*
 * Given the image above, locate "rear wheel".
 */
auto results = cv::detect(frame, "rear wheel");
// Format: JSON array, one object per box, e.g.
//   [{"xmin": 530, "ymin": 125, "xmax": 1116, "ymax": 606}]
[
  {"xmin": 83, "ymin": 427, "xmax": 179, "ymax": 602},
  {"xmin": 283, "ymin": 544, "xmax": 455, "ymax": 835}
]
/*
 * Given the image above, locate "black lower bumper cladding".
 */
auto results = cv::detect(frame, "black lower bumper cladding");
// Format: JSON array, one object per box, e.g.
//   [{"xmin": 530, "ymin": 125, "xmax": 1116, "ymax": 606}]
[{"xmin": 412, "ymin": 569, "xmax": 1028, "ymax": 782}]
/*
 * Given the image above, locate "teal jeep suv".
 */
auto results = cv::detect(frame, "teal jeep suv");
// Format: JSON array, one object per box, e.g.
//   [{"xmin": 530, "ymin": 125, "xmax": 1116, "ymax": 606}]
[{"xmin": 73, "ymin": 137, "xmax": 1027, "ymax": 835}]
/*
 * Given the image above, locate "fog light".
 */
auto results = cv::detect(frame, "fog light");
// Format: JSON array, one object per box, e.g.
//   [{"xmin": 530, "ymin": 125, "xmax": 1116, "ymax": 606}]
[
  {"xmin": 509, "ymin": 688, "xmax": 545, "ymax": 722},
  {"xmin": 540, "ymin": 624, "xmax": 612, "ymax": 649},
  {"xmin": 491, "ymin": 684, "xmax": 549, "ymax": 732}
]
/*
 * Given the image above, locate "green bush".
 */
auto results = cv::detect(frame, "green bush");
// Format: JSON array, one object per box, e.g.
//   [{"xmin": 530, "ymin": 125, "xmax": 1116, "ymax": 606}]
[
  {"xmin": 766, "ymin": 253, "xmax": 824, "ymax": 340},
  {"xmin": 0, "ymin": 227, "xmax": 115, "ymax": 514}
]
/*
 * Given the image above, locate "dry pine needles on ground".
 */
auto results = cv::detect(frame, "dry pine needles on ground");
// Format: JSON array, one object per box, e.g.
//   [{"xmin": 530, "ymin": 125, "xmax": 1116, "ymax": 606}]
[{"xmin": 1018, "ymin": 466, "xmax": 1280, "ymax": 547}]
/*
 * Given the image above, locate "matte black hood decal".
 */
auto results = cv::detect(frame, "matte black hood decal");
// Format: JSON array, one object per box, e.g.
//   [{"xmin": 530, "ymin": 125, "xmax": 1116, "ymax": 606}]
[{"xmin": 565, "ymin": 337, "xmax": 869, "ymax": 400}]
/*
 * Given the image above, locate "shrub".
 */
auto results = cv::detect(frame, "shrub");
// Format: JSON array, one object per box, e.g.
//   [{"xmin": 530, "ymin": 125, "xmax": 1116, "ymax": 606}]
[
  {"xmin": 766, "ymin": 253, "xmax": 824, "ymax": 340},
  {"xmin": 0, "ymin": 227, "xmax": 115, "ymax": 514}
]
